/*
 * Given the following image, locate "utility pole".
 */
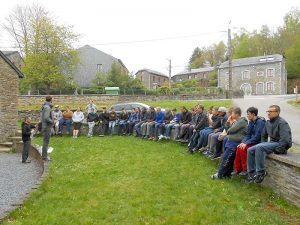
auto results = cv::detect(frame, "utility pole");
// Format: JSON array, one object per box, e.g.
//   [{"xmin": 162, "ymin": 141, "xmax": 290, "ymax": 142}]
[
  {"xmin": 227, "ymin": 23, "xmax": 233, "ymax": 99},
  {"xmin": 167, "ymin": 59, "xmax": 172, "ymax": 89}
]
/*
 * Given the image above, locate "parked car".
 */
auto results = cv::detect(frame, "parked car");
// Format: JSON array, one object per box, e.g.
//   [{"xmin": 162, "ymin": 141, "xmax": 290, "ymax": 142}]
[{"xmin": 108, "ymin": 102, "xmax": 150, "ymax": 115}]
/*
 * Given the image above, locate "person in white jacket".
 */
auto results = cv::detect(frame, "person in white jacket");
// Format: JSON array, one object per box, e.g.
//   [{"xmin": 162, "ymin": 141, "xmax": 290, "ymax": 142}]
[{"xmin": 72, "ymin": 107, "xmax": 84, "ymax": 138}]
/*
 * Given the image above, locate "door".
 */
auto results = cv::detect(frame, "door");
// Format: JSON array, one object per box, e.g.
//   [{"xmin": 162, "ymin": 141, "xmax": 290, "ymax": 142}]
[
  {"xmin": 256, "ymin": 82, "xmax": 264, "ymax": 95},
  {"xmin": 240, "ymin": 83, "xmax": 252, "ymax": 96}
]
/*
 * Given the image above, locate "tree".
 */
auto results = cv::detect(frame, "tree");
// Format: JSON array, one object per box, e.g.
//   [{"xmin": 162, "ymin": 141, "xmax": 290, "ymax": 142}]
[
  {"xmin": 286, "ymin": 36, "xmax": 300, "ymax": 78},
  {"xmin": 2, "ymin": 4, "xmax": 79, "ymax": 93}
]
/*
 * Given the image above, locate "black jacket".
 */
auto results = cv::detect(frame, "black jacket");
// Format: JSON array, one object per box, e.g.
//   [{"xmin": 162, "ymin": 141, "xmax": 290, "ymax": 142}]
[
  {"xmin": 194, "ymin": 111, "xmax": 209, "ymax": 131},
  {"xmin": 211, "ymin": 115, "xmax": 221, "ymax": 129},
  {"xmin": 87, "ymin": 112, "xmax": 98, "ymax": 122},
  {"xmin": 22, "ymin": 122, "xmax": 35, "ymax": 142},
  {"xmin": 180, "ymin": 111, "xmax": 192, "ymax": 124},
  {"xmin": 99, "ymin": 111, "xmax": 109, "ymax": 124},
  {"xmin": 261, "ymin": 116, "xmax": 292, "ymax": 154},
  {"xmin": 164, "ymin": 112, "xmax": 174, "ymax": 124},
  {"xmin": 146, "ymin": 111, "xmax": 156, "ymax": 122},
  {"xmin": 119, "ymin": 112, "xmax": 128, "ymax": 120},
  {"xmin": 109, "ymin": 112, "xmax": 117, "ymax": 121}
]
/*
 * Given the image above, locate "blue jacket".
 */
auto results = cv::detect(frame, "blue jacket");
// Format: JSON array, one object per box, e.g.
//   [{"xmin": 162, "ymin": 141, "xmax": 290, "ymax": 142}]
[
  {"xmin": 217, "ymin": 114, "xmax": 228, "ymax": 132},
  {"xmin": 174, "ymin": 113, "xmax": 181, "ymax": 123},
  {"xmin": 242, "ymin": 117, "xmax": 266, "ymax": 145},
  {"xmin": 155, "ymin": 111, "xmax": 165, "ymax": 124},
  {"xmin": 133, "ymin": 112, "xmax": 141, "ymax": 123},
  {"xmin": 128, "ymin": 112, "xmax": 135, "ymax": 123}
]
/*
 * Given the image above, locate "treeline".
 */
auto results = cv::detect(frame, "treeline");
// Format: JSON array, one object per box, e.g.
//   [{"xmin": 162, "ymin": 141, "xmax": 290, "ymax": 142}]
[{"xmin": 189, "ymin": 8, "xmax": 300, "ymax": 80}]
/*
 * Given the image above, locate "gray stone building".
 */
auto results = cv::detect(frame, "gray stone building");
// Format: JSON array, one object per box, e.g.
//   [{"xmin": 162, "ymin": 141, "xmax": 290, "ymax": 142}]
[
  {"xmin": 135, "ymin": 69, "xmax": 169, "ymax": 89},
  {"xmin": 0, "ymin": 51, "xmax": 24, "ymax": 143},
  {"xmin": 73, "ymin": 45, "xmax": 129, "ymax": 87},
  {"xmin": 171, "ymin": 67, "xmax": 214, "ymax": 82},
  {"xmin": 218, "ymin": 54, "xmax": 287, "ymax": 95}
]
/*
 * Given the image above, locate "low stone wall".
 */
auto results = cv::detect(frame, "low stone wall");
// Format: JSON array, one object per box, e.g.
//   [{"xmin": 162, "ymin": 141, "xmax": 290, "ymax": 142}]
[
  {"xmin": 18, "ymin": 94, "xmax": 227, "ymax": 108},
  {"xmin": 265, "ymin": 152, "xmax": 300, "ymax": 207}
]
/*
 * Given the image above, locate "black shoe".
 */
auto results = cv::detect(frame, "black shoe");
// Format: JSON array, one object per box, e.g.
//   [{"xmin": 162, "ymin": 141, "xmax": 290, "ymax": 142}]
[
  {"xmin": 246, "ymin": 173, "xmax": 255, "ymax": 183},
  {"xmin": 210, "ymin": 154, "xmax": 221, "ymax": 160},
  {"xmin": 42, "ymin": 156, "xmax": 51, "ymax": 162},
  {"xmin": 184, "ymin": 149, "xmax": 194, "ymax": 154},
  {"xmin": 22, "ymin": 160, "xmax": 31, "ymax": 163},
  {"xmin": 254, "ymin": 171, "xmax": 267, "ymax": 183}
]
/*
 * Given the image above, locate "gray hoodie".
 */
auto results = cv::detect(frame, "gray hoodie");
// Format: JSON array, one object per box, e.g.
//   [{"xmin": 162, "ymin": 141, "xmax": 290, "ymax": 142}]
[
  {"xmin": 226, "ymin": 117, "xmax": 248, "ymax": 142},
  {"xmin": 41, "ymin": 102, "xmax": 53, "ymax": 130}
]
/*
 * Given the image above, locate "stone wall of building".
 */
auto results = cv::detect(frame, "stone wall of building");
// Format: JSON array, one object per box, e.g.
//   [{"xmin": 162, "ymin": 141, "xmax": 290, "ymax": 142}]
[{"xmin": 0, "ymin": 57, "xmax": 19, "ymax": 143}]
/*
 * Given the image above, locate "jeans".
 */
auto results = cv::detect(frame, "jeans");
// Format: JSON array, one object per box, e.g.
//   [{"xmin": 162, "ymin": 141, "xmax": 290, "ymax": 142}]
[
  {"xmin": 154, "ymin": 123, "xmax": 163, "ymax": 138},
  {"xmin": 109, "ymin": 121, "xmax": 116, "ymax": 135},
  {"xmin": 42, "ymin": 126, "xmax": 51, "ymax": 159},
  {"xmin": 207, "ymin": 132, "xmax": 221, "ymax": 153},
  {"xmin": 188, "ymin": 131, "xmax": 200, "ymax": 150},
  {"xmin": 22, "ymin": 140, "xmax": 31, "ymax": 162},
  {"xmin": 135, "ymin": 122, "xmax": 144, "ymax": 136},
  {"xmin": 218, "ymin": 139, "xmax": 240, "ymax": 177},
  {"xmin": 99, "ymin": 122, "xmax": 108, "ymax": 135},
  {"xmin": 118, "ymin": 120, "xmax": 127, "ymax": 134},
  {"xmin": 165, "ymin": 123, "xmax": 176, "ymax": 138},
  {"xmin": 58, "ymin": 118, "xmax": 72, "ymax": 133},
  {"xmin": 88, "ymin": 121, "xmax": 95, "ymax": 136},
  {"xmin": 196, "ymin": 127, "xmax": 214, "ymax": 148},
  {"xmin": 247, "ymin": 142, "xmax": 279, "ymax": 175}
]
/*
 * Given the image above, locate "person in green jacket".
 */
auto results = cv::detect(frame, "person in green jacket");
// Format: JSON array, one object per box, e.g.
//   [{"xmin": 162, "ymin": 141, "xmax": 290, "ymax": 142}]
[{"xmin": 211, "ymin": 107, "xmax": 248, "ymax": 179}]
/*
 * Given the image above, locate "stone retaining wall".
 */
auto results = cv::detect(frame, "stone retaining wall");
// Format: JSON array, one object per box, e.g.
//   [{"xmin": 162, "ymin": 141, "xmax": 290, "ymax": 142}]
[
  {"xmin": 18, "ymin": 94, "xmax": 227, "ymax": 108},
  {"xmin": 265, "ymin": 153, "xmax": 300, "ymax": 207}
]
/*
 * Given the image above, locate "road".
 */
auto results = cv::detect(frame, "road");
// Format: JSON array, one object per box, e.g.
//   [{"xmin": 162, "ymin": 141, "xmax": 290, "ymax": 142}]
[{"xmin": 233, "ymin": 95, "xmax": 300, "ymax": 146}]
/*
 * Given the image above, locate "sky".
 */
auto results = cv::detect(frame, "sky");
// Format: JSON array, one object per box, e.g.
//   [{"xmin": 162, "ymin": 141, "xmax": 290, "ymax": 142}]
[{"xmin": 0, "ymin": 0, "xmax": 300, "ymax": 75}]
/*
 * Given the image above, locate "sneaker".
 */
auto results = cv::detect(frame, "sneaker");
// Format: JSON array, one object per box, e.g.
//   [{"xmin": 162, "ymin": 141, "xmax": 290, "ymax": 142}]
[
  {"xmin": 239, "ymin": 171, "xmax": 248, "ymax": 177},
  {"xmin": 210, "ymin": 154, "xmax": 221, "ymax": 160},
  {"xmin": 184, "ymin": 149, "xmax": 194, "ymax": 154},
  {"xmin": 98, "ymin": 134, "xmax": 104, "ymax": 137},
  {"xmin": 246, "ymin": 173, "xmax": 255, "ymax": 183},
  {"xmin": 199, "ymin": 147, "xmax": 206, "ymax": 153},
  {"xmin": 211, "ymin": 172, "xmax": 220, "ymax": 179},
  {"xmin": 254, "ymin": 171, "xmax": 267, "ymax": 184},
  {"xmin": 22, "ymin": 160, "xmax": 31, "ymax": 163},
  {"xmin": 231, "ymin": 171, "xmax": 239, "ymax": 176},
  {"xmin": 42, "ymin": 156, "xmax": 51, "ymax": 162}
]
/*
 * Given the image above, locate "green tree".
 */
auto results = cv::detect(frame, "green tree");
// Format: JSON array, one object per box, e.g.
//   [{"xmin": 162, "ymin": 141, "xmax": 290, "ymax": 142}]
[
  {"xmin": 3, "ymin": 4, "xmax": 79, "ymax": 94},
  {"xmin": 286, "ymin": 36, "xmax": 300, "ymax": 78}
]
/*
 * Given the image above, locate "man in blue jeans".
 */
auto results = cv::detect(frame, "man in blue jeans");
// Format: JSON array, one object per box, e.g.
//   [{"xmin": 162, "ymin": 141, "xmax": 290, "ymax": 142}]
[{"xmin": 247, "ymin": 105, "xmax": 292, "ymax": 183}]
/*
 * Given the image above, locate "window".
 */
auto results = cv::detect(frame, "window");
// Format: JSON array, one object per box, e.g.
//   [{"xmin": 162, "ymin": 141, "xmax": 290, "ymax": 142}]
[
  {"xmin": 257, "ymin": 71, "xmax": 264, "ymax": 76},
  {"xmin": 266, "ymin": 82, "xmax": 274, "ymax": 92},
  {"xmin": 97, "ymin": 64, "xmax": 103, "ymax": 72},
  {"xmin": 242, "ymin": 70, "xmax": 250, "ymax": 80},
  {"xmin": 153, "ymin": 76, "xmax": 155, "ymax": 82},
  {"xmin": 225, "ymin": 72, "xmax": 229, "ymax": 81},
  {"xmin": 266, "ymin": 68, "xmax": 275, "ymax": 77},
  {"xmin": 256, "ymin": 82, "xmax": 264, "ymax": 95},
  {"xmin": 158, "ymin": 77, "xmax": 160, "ymax": 82}
]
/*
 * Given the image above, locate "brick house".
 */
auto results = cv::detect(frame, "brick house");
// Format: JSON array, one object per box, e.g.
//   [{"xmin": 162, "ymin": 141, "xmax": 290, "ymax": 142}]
[
  {"xmin": 218, "ymin": 54, "xmax": 287, "ymax": 95},
  {"xmin": 0, "ymin": 51, "xmax": 24, "ymax": 143},
  {"xmin": 73, "ymin": 45, "xmax": 129, "ymax": 87},
  {"xmin": 171, "ymin": 67, "xmax": 214, "ymax": 83},
  {"xmin": 135, "ymin": 69, "xmax": 169, "ymax": 89},
  {"xmin": 1, "ymin": 51, "xmax": 24, "ymax": 69}
]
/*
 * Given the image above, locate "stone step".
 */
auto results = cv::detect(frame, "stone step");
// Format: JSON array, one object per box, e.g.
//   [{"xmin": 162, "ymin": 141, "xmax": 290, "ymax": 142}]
[
  {"xmin": 0, "ymin": 142, "xmax": 13, "ymax": 148},
  {"xmin": 0, "ymin": 147, "xmax": 11, "ymax": 153},
  {"xmin": 8, "ymin": 136, "xmax": 22, "ymax": 141},
  {"xmin": 16, "ymin": 130, "xmax": 22, "ymax": 137}
]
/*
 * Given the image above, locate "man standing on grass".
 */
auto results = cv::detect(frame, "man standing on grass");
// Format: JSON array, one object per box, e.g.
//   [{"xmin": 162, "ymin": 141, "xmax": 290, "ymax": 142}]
[
  {"xmin": 247, "ymin": 105, "xmax": 292, "ymax": 183},
  {"xmin": 21, "ymin": 116, "xmax": 35, "ymax": 163},
  {"xmin": 41, "ymin": 96, "xmax": 53, "ymax": 161}
]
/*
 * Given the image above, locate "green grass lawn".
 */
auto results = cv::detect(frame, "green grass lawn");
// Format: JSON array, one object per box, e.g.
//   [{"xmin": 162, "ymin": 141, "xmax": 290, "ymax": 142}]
[
  {"xmin": 2, "ymin": 136, "xmax": 300, "ymax": 225},
  {"xmin": 287, "ymin": 100, "xmax": 300, "ymax": 109}
]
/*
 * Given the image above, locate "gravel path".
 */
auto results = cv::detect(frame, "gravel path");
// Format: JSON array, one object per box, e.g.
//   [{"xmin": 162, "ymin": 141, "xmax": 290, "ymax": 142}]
[{"xmin": 0, "ymin": 153, "xmax": 43, "ymax": 219}]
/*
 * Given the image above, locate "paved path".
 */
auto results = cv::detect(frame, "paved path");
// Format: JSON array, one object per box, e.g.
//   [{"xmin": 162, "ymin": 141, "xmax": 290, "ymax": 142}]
[
  {"xmin": 0, "ymin": 153, "xmax": 42, "ymax": 219},
  {"xmin": 233, "ymin": 95, "xmax": 300, "ymax": 146}
]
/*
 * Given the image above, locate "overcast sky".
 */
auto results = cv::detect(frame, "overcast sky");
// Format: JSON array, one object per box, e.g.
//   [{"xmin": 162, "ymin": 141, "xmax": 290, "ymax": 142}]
[{"xmin": 0, "ymin": 0, "xmax": 299, "ymax": 75}]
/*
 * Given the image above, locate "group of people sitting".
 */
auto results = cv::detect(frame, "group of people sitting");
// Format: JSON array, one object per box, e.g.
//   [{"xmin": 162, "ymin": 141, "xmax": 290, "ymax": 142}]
[{"xmin": 25, "ymin": 98, "xmax": 293, "ymax": 184}]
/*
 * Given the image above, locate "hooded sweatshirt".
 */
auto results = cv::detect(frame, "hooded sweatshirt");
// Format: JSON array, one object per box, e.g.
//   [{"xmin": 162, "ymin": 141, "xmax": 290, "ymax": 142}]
[{"xmin": 226, "ymin": 117, "xmax": 248, "ymax": 142}]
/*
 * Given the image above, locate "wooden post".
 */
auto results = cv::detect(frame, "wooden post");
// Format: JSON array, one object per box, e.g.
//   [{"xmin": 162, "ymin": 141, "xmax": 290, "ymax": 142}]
[{"xmin": 296, "ymin": 86, "xmax": 298, "ymax": 102}]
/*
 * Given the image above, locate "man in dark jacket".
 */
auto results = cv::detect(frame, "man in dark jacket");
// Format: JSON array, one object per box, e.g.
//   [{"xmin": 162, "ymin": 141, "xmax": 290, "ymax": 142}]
[
  {"xmin": 21, "ymin": 116, "xmax": 36, "ymax": 163},
  {"xmin": 186, "ymin": 105, "xmax": 208, "ymax": 154},
  {"xmin": 41, "ymin": 96, "xmax": 53, "ymax": 161},
  {"xmin": 118, "ymin": 108, "xmax": 128, "ymax": 135},
  {"xmin": 98, "ymin": 107, "xmax": 109, "ymax": 136},
  {"xmin": 135, "ymin": 107, "xmax": 147, "ymax": 137},
  {"xmin": 247, "ymin": 105, "xmax": 292, "ymax": 183},
  {"xmin": 233, "ymin": 107, "xmax": 265, "ymax": 176},
  {"xmin": 174, "ymin": 106, "xmax": 191, "ymax": 140}
]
